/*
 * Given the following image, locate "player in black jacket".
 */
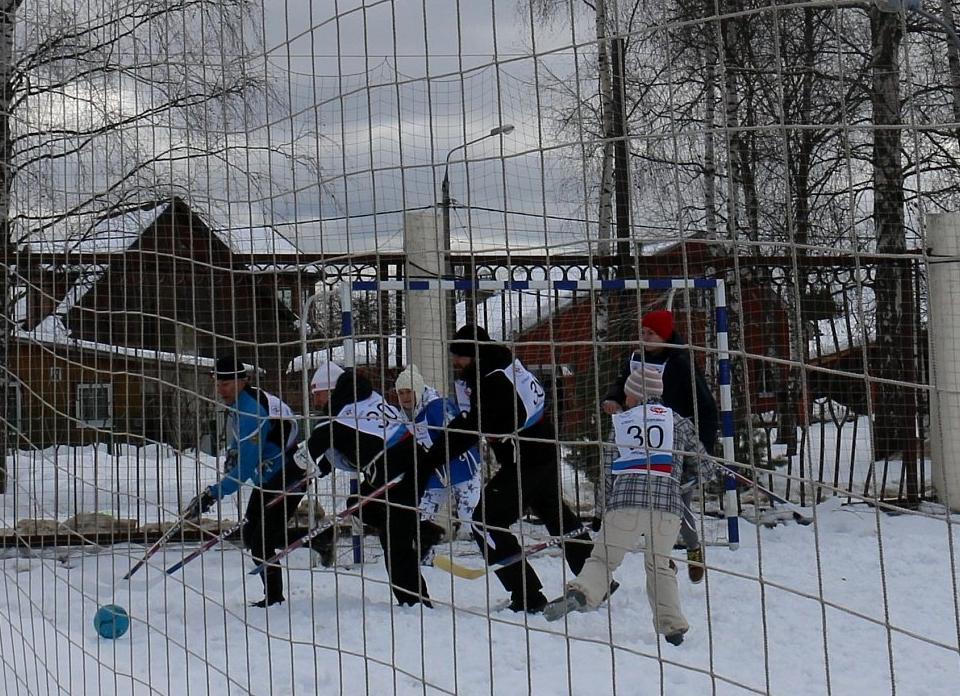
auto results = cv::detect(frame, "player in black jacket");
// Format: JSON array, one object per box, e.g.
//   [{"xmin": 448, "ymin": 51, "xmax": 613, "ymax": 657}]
[
  {"xmin": 300, "ymin": 368, "xmax": 434, "ymax": 607},
  {"xmin": 423, "ymin": 325, "xmax": 592, "ymax": 613}
]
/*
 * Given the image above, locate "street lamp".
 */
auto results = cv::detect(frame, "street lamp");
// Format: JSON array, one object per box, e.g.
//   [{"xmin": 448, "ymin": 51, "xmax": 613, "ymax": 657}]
[{"xmin": 440, "ymin": 124, "xmax": 515, "ymax": 330}]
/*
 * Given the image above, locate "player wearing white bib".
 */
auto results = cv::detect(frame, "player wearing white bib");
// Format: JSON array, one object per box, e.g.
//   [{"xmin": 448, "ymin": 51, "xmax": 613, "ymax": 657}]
[
  {"xmin": 422, "ymin": 325, "xmax": 592, "ymax": 614},
  {"xmin": 297, "ymin": 361, "xmax": 434, "ymax": 608},
  {"xmin": 544, "ymin": 363, "xmax": 715, "ymax": 646},
  {"xmin": 395, "ymin": 364, "xmax": 482, "ymax": 563}
]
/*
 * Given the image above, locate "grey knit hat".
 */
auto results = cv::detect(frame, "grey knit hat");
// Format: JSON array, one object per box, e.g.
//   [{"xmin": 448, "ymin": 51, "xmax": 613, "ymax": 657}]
[{"xmin": 624, "ymin": 364, "xmax": 664, "ymax": 400}]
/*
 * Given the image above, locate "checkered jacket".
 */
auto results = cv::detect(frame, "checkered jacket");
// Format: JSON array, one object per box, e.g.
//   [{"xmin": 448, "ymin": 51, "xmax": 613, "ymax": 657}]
[{"xmin": 601, "ymin": 401, "xmax": 714, "ymax": 518}]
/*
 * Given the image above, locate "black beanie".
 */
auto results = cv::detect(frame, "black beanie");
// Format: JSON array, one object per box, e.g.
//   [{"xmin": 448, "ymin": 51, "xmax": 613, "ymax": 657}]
[{"xmin": 449, "ymin": 324, "xmax": 492, "ymax": 358}]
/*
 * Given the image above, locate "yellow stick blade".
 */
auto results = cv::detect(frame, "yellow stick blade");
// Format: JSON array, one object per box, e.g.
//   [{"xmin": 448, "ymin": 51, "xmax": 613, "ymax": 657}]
[{"xmin": 432, "ymin": 554, "xmax": 487, "ymax": 580}]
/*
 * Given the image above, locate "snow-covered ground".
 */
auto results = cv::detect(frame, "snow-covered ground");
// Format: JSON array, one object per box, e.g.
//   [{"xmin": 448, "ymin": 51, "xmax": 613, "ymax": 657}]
[{"xmin": 1, "ymin": 427, "xmax": 958, "ymax": 696}]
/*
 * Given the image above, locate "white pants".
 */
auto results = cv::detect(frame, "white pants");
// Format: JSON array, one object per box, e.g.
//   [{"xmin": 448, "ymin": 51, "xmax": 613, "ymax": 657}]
[
  {"xmin": 570, "ymin": 507, "xmax": 689, "ymax": 637},
  {"xmin": 419, "ymin": 477, "xmax": 482, "ymax": 526}
]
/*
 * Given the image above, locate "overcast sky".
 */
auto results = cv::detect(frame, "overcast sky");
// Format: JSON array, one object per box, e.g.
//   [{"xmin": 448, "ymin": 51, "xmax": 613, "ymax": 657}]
[{"xmin": 238, "ymin": 0, "xmax": 604, "ymax": 255}]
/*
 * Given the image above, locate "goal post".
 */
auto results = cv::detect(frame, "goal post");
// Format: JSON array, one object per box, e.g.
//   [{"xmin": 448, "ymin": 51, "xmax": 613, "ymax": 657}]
[{"xmin": 339, "ymin": 276, "xmax": 740, "ymax": 549}]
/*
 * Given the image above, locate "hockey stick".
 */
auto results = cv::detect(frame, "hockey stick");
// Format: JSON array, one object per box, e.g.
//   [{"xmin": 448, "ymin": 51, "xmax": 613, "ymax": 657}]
[
  {"xmin": 164, "ymin": 475, "xmax": 312, "ymax": 577},
  {"xmin": 123, "ymin": 519, "xmax": 188, "ymax": 580},
  {"xmin": 248, "ymin": 473, "xmax": 404, "ymax": 576},
  {"xmin": 432, "ymin": 528, "xmax": 589, "ymax": 580},
  {"xmin": 719, "ymin": 463, "xmax": 814, "ymax": 525}
]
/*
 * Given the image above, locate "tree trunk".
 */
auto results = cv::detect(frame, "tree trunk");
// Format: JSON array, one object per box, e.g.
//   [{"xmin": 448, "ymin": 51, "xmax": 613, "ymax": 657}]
[
  {"xmin": 941, "ymin": 0, "xmax": 960, "ymax": 147},
  {"xmin": 703, "ymin": 57, "xmax": 719, "ymax": 241},
  {"xmin": 870, "ymin": 8, "xmax": 918, "ymax": 503},
  {"xmin": 0, "ymin": 1, "xmax": 19, "ymax": 493},
  {"xmin": 595, "ymin": 0, "xmax": 615, "ymax": 257},
  {"xmin": 779, "ymin": 8, "xmax": 817, "ymax": 457}
]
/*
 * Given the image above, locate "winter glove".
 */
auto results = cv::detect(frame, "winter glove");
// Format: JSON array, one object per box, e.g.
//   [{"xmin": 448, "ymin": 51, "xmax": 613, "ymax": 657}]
[
  {"xmin": 183, "ymin": 489, "xmax": 216, "ymax": 521},
  {"xmin": 590, "ymin": 515, "xmax": 603, "ymax": 533},
  {"xmin": 293, "ymin": 441, "xmax": 315, "ymax": 473},
  {"xmin": 293, "ymin": 441, "xmax": 332, "ymax": 478},
  {"xmin": 222, "ymin": 449, "xmax": 238, "ymax": 473}
]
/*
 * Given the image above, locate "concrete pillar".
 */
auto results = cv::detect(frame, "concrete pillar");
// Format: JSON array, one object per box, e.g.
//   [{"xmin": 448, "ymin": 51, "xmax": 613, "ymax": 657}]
[
  {"xmin": 927, "ymin": 212, "xmax": 960, "ymax": 512},
  {"xmin": 403, "ymin": 210, "xmax": 448, "ymax": 394}
]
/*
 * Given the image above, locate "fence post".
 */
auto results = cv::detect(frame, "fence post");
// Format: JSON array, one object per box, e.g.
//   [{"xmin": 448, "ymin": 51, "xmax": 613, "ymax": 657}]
[{"xmin": 927, "ymin": 212, "xmax": 960, "ymax": 512}]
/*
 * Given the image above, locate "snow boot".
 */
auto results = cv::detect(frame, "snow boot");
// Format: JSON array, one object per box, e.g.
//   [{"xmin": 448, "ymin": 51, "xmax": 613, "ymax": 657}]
[
  {"xmin": 508, "ymin": 590, "xmax": 549, "ymax": 614},
  {"xmin": 417, "ymin": 520, "xmax": 446, "ymax": 566},
  {"xmin": 310, "ymin": 527, "xmax": 337, "ymax": 568},
  {"xmin": 687, "ymin": 546, "xmax": 705, "ymax": 584},
  {"xmin": 543, "ymin": 589, "xmax": 588, "ymax": 622},
  {"xmin": 664, "ymin": 630, "xmax": 686, "ymax": 646},
  {"xmin": 250, "ymin": 595, "xmax": 285, "ymax": 609}
]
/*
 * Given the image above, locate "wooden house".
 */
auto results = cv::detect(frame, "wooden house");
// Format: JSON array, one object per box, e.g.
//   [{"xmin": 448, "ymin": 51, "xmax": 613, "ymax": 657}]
[{"xmin": 7, "ymin": 198, "xmax": 306, "ymax": 449}]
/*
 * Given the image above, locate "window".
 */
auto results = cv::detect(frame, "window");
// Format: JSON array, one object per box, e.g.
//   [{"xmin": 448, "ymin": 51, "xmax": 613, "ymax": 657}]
[
  {"xmin": 76, "ymin": 383, "xmax": 112, "ymax": 428},
  {"xmin": 277, "ymin": 287, "xmax": 294, "ymax": 309},
  {"xmin": 1, "ymin": 381, "xmax": 21, "ymax": 431}
]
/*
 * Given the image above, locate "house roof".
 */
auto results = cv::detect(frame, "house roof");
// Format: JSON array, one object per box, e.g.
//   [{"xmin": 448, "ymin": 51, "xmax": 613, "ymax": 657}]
[
  {"xmin": 14, "ymin": 316, "xmax": 248, "ymax": 370},
  {"xmin": 25, "ymin": 203, "xmax": 170, "ymax": 254}
]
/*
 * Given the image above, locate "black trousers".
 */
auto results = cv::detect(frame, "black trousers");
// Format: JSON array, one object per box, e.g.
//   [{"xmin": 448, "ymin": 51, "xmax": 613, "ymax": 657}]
[
  {"xmin": 472, "ymin": 440, "xmax": 592, "ymax": 600},
  {"xmin": 243, "ymin": 459, "xmax": 306, "ymax": 602},
  {"xmin": 353, "ymin": 444, "xmax": 434, "ymax": 607}
]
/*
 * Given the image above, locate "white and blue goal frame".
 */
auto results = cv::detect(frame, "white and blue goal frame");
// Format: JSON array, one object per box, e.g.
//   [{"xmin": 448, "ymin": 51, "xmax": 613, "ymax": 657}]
[{"xmin": 339, "ymin": 277, "xmax": 740, "ymax": 553}]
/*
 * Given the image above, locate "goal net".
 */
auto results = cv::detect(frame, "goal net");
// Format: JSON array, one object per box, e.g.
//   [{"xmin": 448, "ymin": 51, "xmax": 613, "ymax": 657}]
[{"xmin": 0, "ymin": 0, "xmax": 957, "ymax": 694}]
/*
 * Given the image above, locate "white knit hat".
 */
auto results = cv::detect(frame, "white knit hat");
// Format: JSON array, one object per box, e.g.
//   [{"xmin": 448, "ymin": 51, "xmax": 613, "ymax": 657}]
[
  {"xmin": 395, "ymin": 364, "xmax": 426, "ymax": 408},
  {"xmin": 310, "ymin": 359, "xmax": 345, "ymax": 393},
  {"xmin": 624, "ymin": 363, "xmax": 664, "ymax": 401}
]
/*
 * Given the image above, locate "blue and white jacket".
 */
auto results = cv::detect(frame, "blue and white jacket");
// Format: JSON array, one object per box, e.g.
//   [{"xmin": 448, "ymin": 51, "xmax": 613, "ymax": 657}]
[
  {"xmin": 411, "ymin": 385, "xmax": 481, "ymax": 487},
  {"xmin": 207, "ymin": 386, "xmax": 299, "ymax": 500}
]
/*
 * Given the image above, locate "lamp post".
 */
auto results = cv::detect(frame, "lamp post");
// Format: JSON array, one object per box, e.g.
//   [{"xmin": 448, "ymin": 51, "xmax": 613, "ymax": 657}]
[{"xmin": 440, "ymin": 124, "xmax": 514, "ymax": 330}]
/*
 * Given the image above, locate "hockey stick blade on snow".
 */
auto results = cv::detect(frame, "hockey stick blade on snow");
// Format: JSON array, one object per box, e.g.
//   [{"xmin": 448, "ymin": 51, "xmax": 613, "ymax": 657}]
[
  {"xmin": 432, "ymin": 528, "xmax": 589, "ymax": 580},
  {"xmin": 248, "ymin": 473, "xmax": 404, "ymax": 576},
  {"xmin": 164, "ymin": 475, "xmax": 312, "ymax": 577},
  {"xmin": 720, "ymin": 463, "xmax": 814, "ymax": 525}
]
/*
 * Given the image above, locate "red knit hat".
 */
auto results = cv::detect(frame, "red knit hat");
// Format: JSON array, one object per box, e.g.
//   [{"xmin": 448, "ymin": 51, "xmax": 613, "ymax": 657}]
[{"xmin": 641, "ymin": 310, "xmax": 674, "ymax": 340}]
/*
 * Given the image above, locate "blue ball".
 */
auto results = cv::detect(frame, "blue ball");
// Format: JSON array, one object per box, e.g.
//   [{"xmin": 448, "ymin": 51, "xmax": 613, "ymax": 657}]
[{"xmin": 93, "ymin": 604, "xmax": 130, "ymax": 639}]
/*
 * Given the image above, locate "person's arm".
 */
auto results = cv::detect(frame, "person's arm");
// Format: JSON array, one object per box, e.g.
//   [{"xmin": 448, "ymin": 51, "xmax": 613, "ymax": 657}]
[
  {"xmin": 422, "ymin": 398, "xmax": 448, "ymax": 447},
  {"xmin": 602, "ymin": 360, "xmax": 631, "ymax": 409},
  {"xmin": 676, "ymin": 413, "xmax": 715, "ymax": 483},
  {"xmin": 693, "ymin": 370, "xmax": 719, "ymax": 453},
  {"xmin": 207, "ymin": 407, "xmax": 270, "ymax": 500}
]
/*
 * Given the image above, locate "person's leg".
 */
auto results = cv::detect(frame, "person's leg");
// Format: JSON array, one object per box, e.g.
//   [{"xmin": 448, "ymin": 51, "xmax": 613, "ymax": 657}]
[
  {"xmin": 362, "ymin": 473, "xmax": 432, "ymax": 607},
  {"xmin": 641, "ymin": 508, "xmax": 689, "ymax": 639},
  {"xmin": 418, "ymin": 484, "xmax": 444, "ymax": 521},
  {"xmin": 452, "ymin": 476, "xmax": 481, "ymax": 526},
  {"xmin": 471, "ymin": 465, "xmax": 546, "ymax": 610},
  {"xmin": 567, "ymin": 507, "xmax": 640, "ymax": 607},
  {"xmin": 245, "ymin": 462, "xmax": 306, "ymax": 605},
  {"xmin": 679, "ymin": 489, "xmax": 705, "ymax": 583},
  {"xmin": 520, "ymin": 449, "xmax": 591, "ymax": 575}
]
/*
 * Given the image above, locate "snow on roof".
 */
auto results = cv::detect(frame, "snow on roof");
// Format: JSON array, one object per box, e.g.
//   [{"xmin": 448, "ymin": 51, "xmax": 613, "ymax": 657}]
[
  {"xmin": 463, "ymin": 289, "xmax": 574, "ymax": 341},
  {"xmin": 288, "ymin": 284, "xmax": 575, "ymax": 372},
  {"xmin": 288, "ymin": 336, "xmax": 407, "ymax": 373},
  {"xmin": 10, "ymin": 286, "xmax": 28, "ymax": 323},
  {"xmin": 15, "ymin": 319, "xmax": 242, "ymax": 370},
  {"xmin": 54, "ymin": 267, "xmax": 105, "ymax": 316},
  {"xmin": 216, "ymin": 226, "xmax": 303, "ymax": 255},
  {"xmin": 26, "ymin": 204, "xmax": 169, "ymax": 254}
]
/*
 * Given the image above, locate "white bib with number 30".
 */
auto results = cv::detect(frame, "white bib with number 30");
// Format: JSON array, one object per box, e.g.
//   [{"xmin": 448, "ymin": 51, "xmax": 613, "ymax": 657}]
[
  {"xmin": 336, "ymin": 392, "xmax": 408, "ymax": 447},
  {"xmin": 611, "ymin": 404, "xmax": 675, "ymax": 475}
]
